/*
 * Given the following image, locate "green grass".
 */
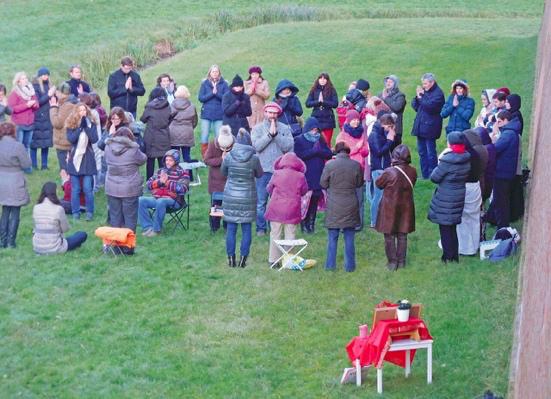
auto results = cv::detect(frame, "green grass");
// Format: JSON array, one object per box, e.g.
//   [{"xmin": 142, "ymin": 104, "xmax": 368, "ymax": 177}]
[{"xmin": 0, "ymin": 11, "xmax": 540, "ymax": 399}]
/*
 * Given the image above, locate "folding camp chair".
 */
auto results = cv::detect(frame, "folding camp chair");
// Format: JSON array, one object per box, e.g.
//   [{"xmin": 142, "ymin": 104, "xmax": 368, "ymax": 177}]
[
  {"xmin": 270, "ymin": 239, "xmax": 309, "ymax": 271},
  {"xmin": 164, "ymin": 193, "xmax": 190, "ymax": 232}
]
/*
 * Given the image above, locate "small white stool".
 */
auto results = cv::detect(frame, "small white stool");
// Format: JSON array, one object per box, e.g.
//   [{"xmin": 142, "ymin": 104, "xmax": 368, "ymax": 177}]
[{"xmin": 270, "ymin": 239, "xmax": 308, "ymax": 271}]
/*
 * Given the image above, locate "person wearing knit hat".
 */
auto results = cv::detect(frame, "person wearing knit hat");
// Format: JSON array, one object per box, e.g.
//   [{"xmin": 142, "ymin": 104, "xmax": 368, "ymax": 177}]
[
  {"xmin": 37, "ymin": 67, "xmax": 50, "ymax": 77},
  {"xmin": 245, "ymin": 66, "xmax": 270, "ymax": 128},
  {"xmin": 222, "ymin": 74, "xmax": 252, "ymax": 136},
  {"xmin": 216, "ymin": 124, "xmax": 235, "ymax": 151},
  {"xmin": 263, "ymin": 101, "xmax": 282, "ymax": 115},
  {"xmin": 379, "ymin": 75, "xmax": 406, "ymax": 137},
  {"xmin": 440, "ymin": 79, "xmax": 475, "ymax": 135},
  {"xmin": 32, "ymin": 67, "xmax": 56, "ymax": 170},
  {"xmin": 356, "ymin": 79, "xmax": 370, "ymax": 92},
  {"xmin": 428, "ymin": 130, "xmax": 471, "ymax": 263},
  {"xmin": 496, "ymin": 87, "xmax": 511, "ymax": 96}
]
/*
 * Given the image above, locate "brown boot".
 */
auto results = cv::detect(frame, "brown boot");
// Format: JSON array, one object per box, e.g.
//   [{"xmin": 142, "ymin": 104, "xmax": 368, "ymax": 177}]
[
  {"xmin": 397, "ymin": 233, "xmax": 408, "ymax": 268},
  {"xmin": 384, "ymin": 234, "xmax": 398, "ymax": 271},
  {"xmin": 201, "ymin": 143, "xmax": 208, "ymax": 158}
]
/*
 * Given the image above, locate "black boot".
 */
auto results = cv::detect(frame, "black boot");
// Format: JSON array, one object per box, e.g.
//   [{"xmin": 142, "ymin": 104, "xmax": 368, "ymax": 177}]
[
  {"xmin": 300, "ymin": 220, "xmax": 306, "ymax": 233},
  {"xmin": 307, "ymin": 216, "xmax": 316, "ymax": 234},
  {"xmin": 239, "ymin": 255, "xmax": 248, "ymax": 268},
  {"xmin": 228, "ymin": 255, "xmax": 236, "ymax": 267}
]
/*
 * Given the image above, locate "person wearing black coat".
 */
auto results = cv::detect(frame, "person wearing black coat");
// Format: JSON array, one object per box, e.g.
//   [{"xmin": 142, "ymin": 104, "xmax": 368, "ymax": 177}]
[
  {"xmin": 428, "ymin": 131, "xmax": 470, "ymax": 263},
  {"xmin": 411, "ymin": 73, "xmax": 446, "ymax": 179},
  {"xmin": 505, "ymin": 94, "xmax": 524, "ymax": 222},
  {"xmin": 66, "ymin": 65, "xmax": 91, "ymax": 98},
  {"xmin": 31, "ymin": 68, "xmax": 55, "ymax": 170},
  {"xmin": 273, "ymin": 79, "xmax": 303, "ymax": 136},
  {"xmin": 379, "ymin": 75, "xmax": 407, "ymax": 136},
  {"xmin": 222, "ymin": 75, "xmax": 252, "ymax": 136},
  {"xmin": 107, "ymin": 57, "xmax": 146, "ymax": 118},
  {"xmin": 305, "ymin": 72, "xmax": 338, "ymax": 147}
]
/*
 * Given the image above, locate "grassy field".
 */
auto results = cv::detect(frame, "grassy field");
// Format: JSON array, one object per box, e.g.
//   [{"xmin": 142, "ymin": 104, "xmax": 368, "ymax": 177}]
[{"xmin": 0, "ymin": 6, "xmax": 542, "ymax": 399}]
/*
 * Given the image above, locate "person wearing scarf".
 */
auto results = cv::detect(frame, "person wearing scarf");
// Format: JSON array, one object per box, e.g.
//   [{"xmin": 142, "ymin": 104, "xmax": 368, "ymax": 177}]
[
  {"xmin": 222, "ymin": 74, "xmax": 252, "ymax": 136},
  {"xmin": 428, "ymin": 131, "xmax": 471, "ymax": 263},
  {"xmin": 8, "ymin": 72, "xmax": 39, "ymax": 155},
  {"xmin": 476, "ymin": 89, "xmax": 496, "ymax": 128},
  {"xmin": 440, "ymin": 79, "xmax": 475, "ymax": 135}
]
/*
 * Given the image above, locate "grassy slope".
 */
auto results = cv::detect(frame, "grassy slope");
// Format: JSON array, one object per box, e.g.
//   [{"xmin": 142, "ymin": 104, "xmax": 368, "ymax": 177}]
[{"xmin": 0, "ymin": 15, "xmax": 539, "ymax": 399}]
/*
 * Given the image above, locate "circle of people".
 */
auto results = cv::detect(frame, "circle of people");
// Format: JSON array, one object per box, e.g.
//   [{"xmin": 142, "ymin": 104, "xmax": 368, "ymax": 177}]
[{"xmin": 0, "ymin": 57, "xmax": 524, "ymax": 269}]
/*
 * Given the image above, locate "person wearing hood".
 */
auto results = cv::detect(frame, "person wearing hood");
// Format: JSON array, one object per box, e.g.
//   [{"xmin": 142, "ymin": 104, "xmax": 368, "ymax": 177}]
[
  {"xmin": 273, "ymin": 79, "xmax": 303, "ymax": 136},
  {"xmin": 245, "ymin": 66, "xmax": 270, "ymax": 128},
  {"xmin": 428, "ymin": 131, "xmax": 471, "ymax": 263},
  {"xmin": 198, "ymin": 65, "xmax": 229, "ymax": 157},
  {"xmin": 485, "ymin": 111, "xmax": 520, "ymax": 228},
  {"xmin": 375, "ymin": 144, "xmax": 417, "ymax": 270},
  {"xmin": 31, "ymin": 67, "xmax": 56, "ymax": 170},
  {"xmin": 457, "ymin": 129, "xmax": 488, "ymax": 256},
  {"xmin": 379, "ymin": 75, "xmax": 406, "ymax": 137},
  {"xmin": 440, "ymin": 79, "xmax": 475, "ymax": 135},
  {"xmin": 32, "ymin": 181, "xmax": 88, "ymax": 254},
  {"xmin": 476, "ymin": 89, "xmax": 496, "ymax": 128},
  {"xmin": 138, "ymin": 149, "xmax": 190, "ymax": 237},
  {"xmin": 221, "ymin": 129, "xmax": 264, "ymax": 268},
  {"xmin": 222, "ymin": 74, "xmax": 252, "ymax": 136},
  {"xmin": 8, "ymin": 71, "xmax": 39, "ymax": 155},
  {"xmin": 107, "ymin": 56, "xmax": 146, "ymax": 118},
  {"xmin": 305, "ymin": 72, "xmax": 338, "ymax": 147},
  {"xmin": 320, "ymin": 142, "xmax": 364, "ymax": 272},
  {"xmin": 251, "ymin": 102, "xmax": 294, "ymax": 236},
  {"xmin": 265, "ymin": 152, "xmax": 308, "ymax": 266},
  {"xmin": 66, "ymin": 65, "xmax": 91, "ymax": 98},
  {"xmin": 50, "ymin": 82, "xmax": 78, "ymax": 172},
  {"xmin": 141, "ymin": 87, "xmax": 171, "ymax": 179},
  {"xmin": 169, "ymin": 85, "xmax": 198, "ymax": 166},
  {"xmin": 294, "ymin": 116, "xmax": 333, "ymax": 233},
  {"xmin": 104, "ymin": 127, "xmax": 147, "ymax": 232},
  {"xmin": 505, "ymin": 93, "xmax": 524, "ymax": 222},
  {"xmin": 411, "ymin": 73, "xmax": 446, "ymax": 179}
]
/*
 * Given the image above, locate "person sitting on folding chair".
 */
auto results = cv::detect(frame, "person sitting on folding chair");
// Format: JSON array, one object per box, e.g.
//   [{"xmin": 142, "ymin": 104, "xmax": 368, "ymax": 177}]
[{"xmin": 138, "ymin": 149, "xmax": 190, "ymax": 237}]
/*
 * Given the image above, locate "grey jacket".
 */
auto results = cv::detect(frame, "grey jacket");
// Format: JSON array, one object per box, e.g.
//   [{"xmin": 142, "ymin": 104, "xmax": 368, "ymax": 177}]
[
  {"xmin": 379, "ymin": 88, "xmax": 406, "ymax": 136},
  {"xmin": 0, "ymin": 136, "xmax": 31, "ymax": 206},
  {"xmin": 169, "ymin": 98, "xmax": 198, "ymax": 147},
  {"xmin": 221, "ymin": 143, "xmax": 263, "ymax": 223},
  {"xmin": 251, "ymin": 119, "xmax": 294, "ymax": 173},
  {"xmin": 104, "ymin": 136, "xmax": 147, "ymax": 198},
  {"xmin": 32, "ymin": 198, "xmax": 69, "ymax": 254}
]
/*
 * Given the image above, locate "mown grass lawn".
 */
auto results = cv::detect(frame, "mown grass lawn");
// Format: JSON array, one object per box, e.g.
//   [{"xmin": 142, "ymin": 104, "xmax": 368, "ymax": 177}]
[{"xmin": 0, "ymin": 13, "xmax": 540, "ymax": 399}]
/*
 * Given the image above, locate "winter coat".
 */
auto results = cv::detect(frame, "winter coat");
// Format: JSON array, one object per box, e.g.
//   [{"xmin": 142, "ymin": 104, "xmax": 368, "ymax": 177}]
[
  {"xmin": 335, "ymin": 129, "xmax": 369, "ymax": 172},
  {"xmin": 66, "ymin": 78, "xmax": 91, "ymax": 98},
  {"xmin": 50, "ymin": 97, "xmax": 77, "ymax": 151},
  {"xmin": 0, "ymin": 136, "xmax": 31, "ymax": 206},
  {"xmin": 203, "ymin": 139, "xmax": 227, "ymax": 194},
  {"xmin": 107, "ymin": 69, "xmax": 146, "ymax": 115},
  {"xmin": 507, "ymin": 94, "xmax": 524, "ymax": 135},
  {"xmin": 198, "ymin": 78, "xmax": 229, "ymax": 121},
  {"xmin": 320, "ymin": 153, "xmax": 364, "ymax": 229},
  {"xmin": 66, "ymin": 120, "xmax": 99, "ymax": 176},
  {"xmin": 222, "ymin": 90, "xmax": 252, "ymax": 135},
  {"xmin": 305, "ymin": 85, "xmax": 338, "ymax": 130},
  {"xmin": 463, "ymin": 129, "xmax": 488, "ymax": 184},
  {"xmin": 169, "ymin": 98, "xmax": 198, "ymax": 147},
  {"xmin": 411, "ymin": 83, "xmax": 445, "ymax": 140},
  {"xmin": 8, "ymin": 90, "xmax": 38, "ymax": 126},
  {"xmin": 294, "ymin": 133, "xmax": 332, "ymax": 190},
  {"xmin": 345, "ymin": 89, "xmax": 367, "ymax": 113},
  {"xmin": 379, "ymin": 88, "xmax": 406, "ymax": 136},
  {"xmin": 273, "ymin": 80, "xmax": 303, "ymax": 127},
  {"xmin": 141, "ymin": 97, "xmax": 171, "ymax": 158},
  {"xmin": 265, "ymin": 153, "xmax": 308, "ymax": 224},
  {"xmin": 221, "ymin": 143, "xmax": 263, "ymax": 223},
  {"xmin": 104, "ymin": 135, "xmax": 147, "ymax": 198},
  {"xmin": 375, "ymin": 148, "xmax": 417, "ymax": 234},
  {"xmin": 440, "ymin": 95, "xmax": 475, "ymax": 134},
  {"xmin": 0, "ymin": 102, "xmax": 12, "ymax": 122},
  {"xmin": 244, "ymin": 79, "xmax": 270, "ymax": 128},
  {"xmin": 32, "ymin": 198, "xmax": 70, "ymax": 254},
  {"xmin": 31, "ymin": 81, "xmax": 53, "ymax": 148},
  {"xmin": 251, "ymin": 120, "xmax": 294, "ymax": 173},
  {"xmin": 428, "ymin": 150, "xmax": 471, "ymax": 225},
  {"xmin": 147, "ymin": 162, "xmax": 190, "ymax": 207},
  {"xmin": 494, "ymin": 119, "xmax": 520, "ymax": 180},
  {"xmin": 368, "ymin": 122, "xmax": 397, "ymax": 172}
]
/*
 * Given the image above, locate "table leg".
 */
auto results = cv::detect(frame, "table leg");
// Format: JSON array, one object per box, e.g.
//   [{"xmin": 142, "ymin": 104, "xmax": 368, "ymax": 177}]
[
  {"xmin": 377, "ymin": 368, "xmax": 383, "ymax": 394},
  {"xmin": 427, "ymin": 344, "xmax": 433, "ymax": 384},
  {"xmin": 405, "ymin": 349, "xmax": 411, "ymax": 377},
  {"xmin": 355, "ymin": 359, "xmax": 361, "ymax": 386}
]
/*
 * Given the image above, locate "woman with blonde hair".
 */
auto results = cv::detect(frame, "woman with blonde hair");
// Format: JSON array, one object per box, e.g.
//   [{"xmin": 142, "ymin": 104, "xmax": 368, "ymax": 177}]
[
  {"xmin": 8, "ymin": 72, "xmax": 39, "ymax": 154},
  {"xmin": 169, "ymin": 85, "xmax": 198, "ymax": 165},
  {"xmin": 65, "ymin": 103, "xmax": 98, "ymax": 220}
]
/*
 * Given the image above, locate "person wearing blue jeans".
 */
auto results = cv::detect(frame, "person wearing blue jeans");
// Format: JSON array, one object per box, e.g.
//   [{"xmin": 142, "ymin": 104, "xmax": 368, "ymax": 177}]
[
  {"xmin": 66, "ymin": 231, "xmax": 88, "ymax": 250},
  {"xmin": 16, "ymin": 125, "xmax": 33, "ymax": 153},
  {"xmin": 326, "ymin": 228, "xmax": 356, "ymax": 272},
  {"xmin": 369, "ymin": 169, "xmax": 384, "ymax": 226},
  {"xmin": 255, "ymin": 171, "xmax": 272, "ymax": 234},
  {"xmin": 30, "ymin": 147, "xmax": 49, "ymax": 170},
  {"xmin": 70, "ymin": 175, "xmax": 94, "ymax": 220},
  {"xmin": 138, "ymin": 197, "xmax": 181, "ymax": 233},
  {"xmin": 200, "ymin": 119, "xmax": 222, "ymax": 146},
  {"xmin": 226, "ymin": 222, "xmax": 252, "ymax": 260},
  {"xmin": 416, "ymin": 136, "xmax": 438, "ymax": 179}
]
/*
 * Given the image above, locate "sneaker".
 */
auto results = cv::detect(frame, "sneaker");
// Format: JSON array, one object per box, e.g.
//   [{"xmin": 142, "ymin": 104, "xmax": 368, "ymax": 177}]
[
  {"xmin": 148, "ymin": 231, "xmax": 159, "ymax": 237},
  {"xmin": 142, "ymin": 228, "xmax": 153, "ymax": 237}
]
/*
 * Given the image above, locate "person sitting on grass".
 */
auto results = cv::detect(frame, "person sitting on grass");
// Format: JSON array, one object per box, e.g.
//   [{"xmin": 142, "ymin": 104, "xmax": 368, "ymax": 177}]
[
  {"xmin": 32, "ymin": 181, "xmax": 88, "ymax": 254},
  {"xmin": 138, "ymin": 149, "xmax": 190, "ymax": 237}
]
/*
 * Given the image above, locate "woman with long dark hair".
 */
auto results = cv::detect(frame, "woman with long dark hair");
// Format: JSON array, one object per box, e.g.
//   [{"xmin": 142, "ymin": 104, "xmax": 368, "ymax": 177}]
[{"xmin": 305, "ymin": 72, "xmax": 338, "ymax": 148}]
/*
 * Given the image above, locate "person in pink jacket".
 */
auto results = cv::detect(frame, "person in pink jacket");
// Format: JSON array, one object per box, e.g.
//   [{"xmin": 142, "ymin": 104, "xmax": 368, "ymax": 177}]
[
  {"xmin": 265, "ymin": 152, "xmax": 308, "ymax": 266},
  {"xmin": 8, "ymin": 72, "xmax": 39, "ymax": 154},
  {"xmin": 335, "ymin": 110, "xmax": 369, "ymax": 230}
]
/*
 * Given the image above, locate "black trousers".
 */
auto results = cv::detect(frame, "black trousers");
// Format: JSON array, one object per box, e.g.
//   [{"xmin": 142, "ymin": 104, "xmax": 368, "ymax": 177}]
[
  {"xmin": 439, "ymin": 224, "xmax": 458, "ymax": 262},
  {"xmin": 489, "ymin": 178, "xmax": 512, "ymax": 228},
  {"xmin": 146, "ymin": 157, "xmax": 164, "ymax": 180}
]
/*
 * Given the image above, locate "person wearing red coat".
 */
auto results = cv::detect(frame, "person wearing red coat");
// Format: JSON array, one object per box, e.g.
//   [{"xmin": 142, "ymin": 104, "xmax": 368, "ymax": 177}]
[
  {"xmin": 265, "ymin": 152, "xmax": 308, "ymax": 265},
  {"xmin": 8, "ymin": 72, "xmax": 39, "ymax": 154}
]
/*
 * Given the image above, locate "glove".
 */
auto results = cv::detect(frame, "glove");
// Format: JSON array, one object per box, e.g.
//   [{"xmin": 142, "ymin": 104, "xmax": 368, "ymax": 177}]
[{"xmin": 80, "ymin": 117, "xmax": 87, "ymax": 129}]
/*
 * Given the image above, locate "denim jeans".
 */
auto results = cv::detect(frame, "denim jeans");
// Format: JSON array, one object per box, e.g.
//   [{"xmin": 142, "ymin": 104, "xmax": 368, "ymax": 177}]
[
  {"xmin": 255, "ymin": 172, "xmax": 273, "ymax": 232},
  {"xmin": 138, "ymin": 196, "xmax": 180, "ymax": 232},
  {"xmin": 66, "ymin": 231, "xmax": 88, "ymax": 251},
  {"xmin": 30, "ymin": 147, "xmax": 49, "ymax": 169},
  {"xmin": 200, "ymin": 119, "xmax": 223, "ymax": 144},
  {"xmin": 369, "ymin": 169, "xmax": 384, "ymax": 227},
  {"xmin": 56, "ymin": 149, "xmax": 69, "ymax": 171},
  {"xmin": 226, "ymin": 222, "xmax": 252, "ymax": 256},
  {"xmin": 325, "ymin": 228, "xmax": 356, "ymax": 272},
  {"xmin": 416, "ymin": 137, "xmax": 437, "ymax": 179},
  {"xmin": 16, "ymin": 124, "xmax": 33, "ymax": 152},
  {"xmin": 70, "ymin": 175, "xmax": 94, "ymax": 216}
]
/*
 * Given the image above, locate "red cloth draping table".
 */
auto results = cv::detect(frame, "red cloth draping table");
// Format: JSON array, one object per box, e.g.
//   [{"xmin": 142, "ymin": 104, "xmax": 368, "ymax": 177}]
[{"xmin": 346, "ymin": 318, "xmax": 432, "ymax": 369}]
